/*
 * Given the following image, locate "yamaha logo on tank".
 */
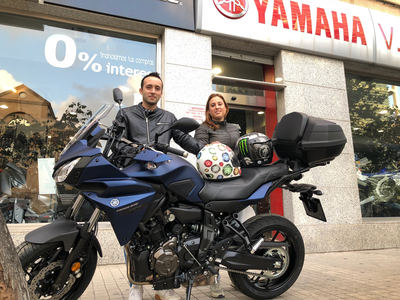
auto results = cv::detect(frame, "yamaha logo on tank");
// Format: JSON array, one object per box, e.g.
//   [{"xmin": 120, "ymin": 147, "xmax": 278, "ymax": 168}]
[
  {"xmin": 213, "ymin": 0, "xmax": 249, "ymax": 19},
  {"xmin": 110, "ymin": 198, "xmax": 120, "ymax": 207}
]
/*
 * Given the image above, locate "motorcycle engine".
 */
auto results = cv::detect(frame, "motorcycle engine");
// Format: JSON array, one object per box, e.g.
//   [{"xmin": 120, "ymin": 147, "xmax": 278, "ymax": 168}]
[{"xmin": 151, "ymin": 237, "xmax": 179, "ymax": 277}]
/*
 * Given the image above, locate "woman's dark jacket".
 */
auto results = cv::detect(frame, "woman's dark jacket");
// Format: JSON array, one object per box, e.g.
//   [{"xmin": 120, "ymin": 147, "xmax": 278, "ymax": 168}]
[{"xmin": 194, "ymin": 121, "xmax": 241, "ymax": 149}]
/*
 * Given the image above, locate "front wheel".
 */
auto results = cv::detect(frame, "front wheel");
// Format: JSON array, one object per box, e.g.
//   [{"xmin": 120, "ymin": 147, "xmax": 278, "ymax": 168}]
[
  {"xmin": 228, "ymin": 214, "xmax": 305, "ymax": 299},
  {"xmin": 17, "ymin": 241, "xmax": 97, "ymax": 300}
]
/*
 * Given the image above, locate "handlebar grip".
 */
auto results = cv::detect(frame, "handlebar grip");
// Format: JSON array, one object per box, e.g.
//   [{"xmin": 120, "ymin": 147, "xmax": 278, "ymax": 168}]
[
  {"xmin": 155, "ymin": 144, "xmax": 188, "ymax": 157},
  {"xmin": 165, "ymin": 145, "xmax": 188, "ymax": 158},
  {"xmin": 120, "ymin": 137, "xmax": 138, "ymax": 147}
]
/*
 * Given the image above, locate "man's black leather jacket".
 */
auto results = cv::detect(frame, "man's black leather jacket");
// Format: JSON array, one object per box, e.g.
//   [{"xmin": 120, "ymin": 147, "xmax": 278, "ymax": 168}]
[{"xmin": 116, "ymin": 103, "xmax": 201, "ymax": 155}]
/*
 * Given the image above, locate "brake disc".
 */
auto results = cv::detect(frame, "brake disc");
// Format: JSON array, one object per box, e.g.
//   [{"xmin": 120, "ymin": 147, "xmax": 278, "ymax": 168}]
[
  {"xmin": 263, "ymin": 247, "xmax": 289, "ymax": 279},
  {"xmin": 29, "ymin": 261, "xmax": 76, "ymax": 300}
]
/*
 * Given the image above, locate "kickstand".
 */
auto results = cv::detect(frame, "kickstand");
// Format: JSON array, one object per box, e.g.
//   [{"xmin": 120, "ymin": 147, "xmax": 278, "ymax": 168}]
[{"xmin": 185, "ymin": 277, "xmax": 194, "ymax": 300}]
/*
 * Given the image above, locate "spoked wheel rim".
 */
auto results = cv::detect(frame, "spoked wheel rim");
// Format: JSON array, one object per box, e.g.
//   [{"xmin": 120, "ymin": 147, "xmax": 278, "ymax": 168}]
[
  {"xmin": 29, "ymin": 261, "xmax": 76, "ymax": 300},
  {"xmin": 228, "ymin": 216, "xmax": 304, "ymax": 299},
  {"xmin": 244, "ymin": 227, "xmax": 297, "ymax": 292},
  {"xmin": 22, "ymin": 244, "xmax": 73, "ymax": 300},
  {"xmin": 20, "ymin": 243, "xmax": 95, "ymax": 300}
]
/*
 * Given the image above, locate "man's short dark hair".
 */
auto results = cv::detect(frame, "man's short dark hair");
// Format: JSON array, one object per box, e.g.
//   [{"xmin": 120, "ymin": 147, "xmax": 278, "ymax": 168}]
[{"xmin": 141, "ymin": 72, "xmax": 163, "ymax": 89}]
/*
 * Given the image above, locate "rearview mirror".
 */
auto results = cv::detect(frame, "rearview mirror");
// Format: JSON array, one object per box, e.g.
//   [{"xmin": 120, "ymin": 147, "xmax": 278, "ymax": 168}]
[
  {"xmin": 113, "ymin": 88, "xmax": 123, "ymax": 104},
  {"xmin": 155, "ymin": 118, "xmax": 200, "ymax": 144},
  {"xmin": 170, "ymin": 117, "xmax": 200, "ymax": 134}
]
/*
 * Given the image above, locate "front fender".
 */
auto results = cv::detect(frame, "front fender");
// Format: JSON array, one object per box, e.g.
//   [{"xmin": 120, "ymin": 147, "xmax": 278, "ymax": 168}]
[
  {"xmin": 25, "ymin": 218, "xmax": 79, "ymax": 251},
  {"xmin": 90, "ymin": 235, "xmax": 103, "ymax": 257},
  {"xmin": 25, "ymin": 218, "xmax": 103, "ymax": 257}
]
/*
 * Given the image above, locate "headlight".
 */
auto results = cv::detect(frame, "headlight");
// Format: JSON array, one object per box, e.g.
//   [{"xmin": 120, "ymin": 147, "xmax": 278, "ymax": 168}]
[{"xmin": 53, "ymin": 158, "xmax": 81, "ymax": 183}]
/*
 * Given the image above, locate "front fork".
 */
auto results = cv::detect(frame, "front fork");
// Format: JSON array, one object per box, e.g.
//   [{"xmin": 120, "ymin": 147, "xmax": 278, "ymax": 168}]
[
  {"xmin": 53, "ymin": 194, "xmax": 101, "ymax": 290},
  {"xmin": 65, "ymin": 194, "xmax": 85, "ymax": 220}
]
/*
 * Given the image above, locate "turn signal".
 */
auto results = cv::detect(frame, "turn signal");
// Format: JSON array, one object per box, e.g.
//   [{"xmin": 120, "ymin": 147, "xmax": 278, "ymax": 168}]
[{"xmin": 71, "ymin": 262, "xmax": 81, "ymax": 272}]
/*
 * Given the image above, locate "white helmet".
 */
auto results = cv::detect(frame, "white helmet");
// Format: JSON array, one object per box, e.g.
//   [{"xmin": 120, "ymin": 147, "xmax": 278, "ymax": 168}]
[{"xmin": 196, "ymin": 143, "xmax": 241, "ymax": 180}]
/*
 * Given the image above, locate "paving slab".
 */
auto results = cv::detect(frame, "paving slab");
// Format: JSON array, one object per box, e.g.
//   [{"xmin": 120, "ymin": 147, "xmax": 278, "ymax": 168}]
[{"xmin": 80, "ymin": 248, "xmax": 400, "ymax": 300}]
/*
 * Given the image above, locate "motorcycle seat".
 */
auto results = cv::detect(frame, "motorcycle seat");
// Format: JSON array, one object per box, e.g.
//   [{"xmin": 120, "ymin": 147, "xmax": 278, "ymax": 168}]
[{"xmin": 199, "ymin": 162, "xmax": 289, "ymax": 202}]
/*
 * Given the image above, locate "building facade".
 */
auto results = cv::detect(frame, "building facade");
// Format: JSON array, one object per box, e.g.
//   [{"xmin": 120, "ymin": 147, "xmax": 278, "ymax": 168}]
[{"xmin": 1, "ymin": 0, "xmax": 399, "ymax": 264}]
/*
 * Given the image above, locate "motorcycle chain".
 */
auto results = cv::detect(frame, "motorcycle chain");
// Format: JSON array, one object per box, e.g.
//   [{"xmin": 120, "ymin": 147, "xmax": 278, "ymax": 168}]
[{"xmin": 216, "ymin": 266, "xmax": 271, "ymax": 279}]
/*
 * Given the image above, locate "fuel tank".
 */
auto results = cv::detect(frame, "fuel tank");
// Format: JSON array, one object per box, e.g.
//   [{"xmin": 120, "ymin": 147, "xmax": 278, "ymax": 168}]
[{"xmin": 123, "ymin": 153, "xmax": 205, "ymax": 203}]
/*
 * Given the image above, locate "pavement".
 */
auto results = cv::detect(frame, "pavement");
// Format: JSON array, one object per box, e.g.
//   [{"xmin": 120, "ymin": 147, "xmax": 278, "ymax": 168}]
[{"xmin": 80, "ymin": 248, "xmax": 400, "ymax": 300}]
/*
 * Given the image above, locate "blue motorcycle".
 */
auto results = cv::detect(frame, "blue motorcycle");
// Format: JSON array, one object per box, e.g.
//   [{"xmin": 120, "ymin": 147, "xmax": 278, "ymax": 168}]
[{"xmin": 17, "ymin": 89, "xmax": 346, "ymax": 300}]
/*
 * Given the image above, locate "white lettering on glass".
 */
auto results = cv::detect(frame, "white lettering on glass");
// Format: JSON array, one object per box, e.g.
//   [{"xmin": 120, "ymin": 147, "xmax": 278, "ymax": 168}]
[
  {"xmin": 44, "ymin": 34, "xmax": 155, "ymax": 77},
  {"xmin": 45, "ymin": 34, "xmax": 77, "ymax": 68}
]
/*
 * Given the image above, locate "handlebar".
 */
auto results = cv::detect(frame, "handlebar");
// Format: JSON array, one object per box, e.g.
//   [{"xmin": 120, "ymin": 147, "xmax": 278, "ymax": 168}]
[{"xmin": 155, "ymin": 143, "xmax": 188, "ymax": 158}]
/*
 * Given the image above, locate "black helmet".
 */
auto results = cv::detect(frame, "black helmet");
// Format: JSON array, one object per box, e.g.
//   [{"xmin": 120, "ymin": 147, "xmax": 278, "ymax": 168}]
[{"xmin": 235, "ymin": 133, "xmax": 273, "ymax": 167}]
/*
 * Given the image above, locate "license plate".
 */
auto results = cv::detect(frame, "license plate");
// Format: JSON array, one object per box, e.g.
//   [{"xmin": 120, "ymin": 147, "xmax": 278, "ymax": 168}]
[{"xmin": 301, "ymin": 197, "xmax": 327, "ymax": 222}]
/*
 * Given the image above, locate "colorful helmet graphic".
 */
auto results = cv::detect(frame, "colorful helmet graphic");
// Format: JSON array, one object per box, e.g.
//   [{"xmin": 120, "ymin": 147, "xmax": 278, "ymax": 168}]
[
  {"xmin": 196, "ymin": 142, "xmax": 241, "ymax": 180},
  {"xmin": 235, "ymin": 133, "xmax": 273, "ymax": 167}
]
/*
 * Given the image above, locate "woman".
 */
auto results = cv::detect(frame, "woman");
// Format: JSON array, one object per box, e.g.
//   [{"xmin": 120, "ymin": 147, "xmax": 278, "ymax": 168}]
[
  {"xmin": 194, "ymin": 93, "xmax": 240, "ymax": 150},
  {"xmin": 194, "ymin": 93, "xmax": 241, "ymax": 298}
]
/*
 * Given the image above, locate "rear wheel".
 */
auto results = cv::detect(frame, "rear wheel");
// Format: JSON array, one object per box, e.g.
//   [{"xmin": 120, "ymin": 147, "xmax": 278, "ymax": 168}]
[
  {"xmin": 17, "ymin": 241, "xmax": 97, "ymax": 300},
  {"xmin": 228, "ymin": 214, "xmax": 304, "ymax": 299}
]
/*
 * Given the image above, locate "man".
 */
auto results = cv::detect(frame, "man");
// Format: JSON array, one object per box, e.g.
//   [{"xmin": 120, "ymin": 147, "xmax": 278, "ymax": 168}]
[
  {"xmin": 118, "ymin": 72, "xmax": 200, "ymax": 300},
  {"xmin": 117, "ymin": 72, "xmax": 200, "ymax": 155}
]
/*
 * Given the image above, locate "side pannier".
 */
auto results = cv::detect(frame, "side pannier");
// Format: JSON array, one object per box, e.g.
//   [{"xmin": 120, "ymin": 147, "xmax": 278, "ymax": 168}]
[{"xmin": 272, "ymin": 112, "xmax": 347, "ymax": 168}]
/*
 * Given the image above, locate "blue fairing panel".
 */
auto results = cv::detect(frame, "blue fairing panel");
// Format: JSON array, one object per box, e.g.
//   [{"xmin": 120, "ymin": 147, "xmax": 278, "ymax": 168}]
[
  {"xmin": 79, "ymin": 155, "xmax": 130, "ymax": 182},
  {"xmin": 238, "ymin": 182, "xmax": 273, "ymax": 205},
  {"xmin": 247, "ymin": 182, "xmax": 273, "ymax": 200},
  {"xmin": 124, "ymin": 153, "xmax": 205, "ymax": 203},
  {"xmin": 77, "ymin": 155, "xmax": 156, "ymax": 245},
  {"xmin": 134, "ymin": 149, "xmax": 171, "ymax": 164},
  {"xmin": 55, "ymin": 140, "xmax": 101, "ymax": 170},
  {"xmin": 84, "ymin": 191, "xmax": 155, "ymax": 245}
]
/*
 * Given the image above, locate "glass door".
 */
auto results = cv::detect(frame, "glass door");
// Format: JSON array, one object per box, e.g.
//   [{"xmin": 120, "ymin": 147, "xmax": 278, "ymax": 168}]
[{"xmin": 212, "ymin": 55, "xmax": 283, "ymax": 215}]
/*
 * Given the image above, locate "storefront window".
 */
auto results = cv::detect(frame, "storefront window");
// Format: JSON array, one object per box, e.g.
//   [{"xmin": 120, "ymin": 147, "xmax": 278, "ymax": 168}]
[
  {"xmin": 227, "ymin": 108, "xmax": 265, "ymax": 134},
  {"xmin": 212, "ymin": 56, "xmax": 264, "ymax": 96},
  {"xmin": 0, "ymin": 14, "xmax": 157, "ymax": 223},
  {"xmin": 212, "ymin": 55, "xmax": 266, "ymax": 134},
  {"xmin": 346, "ymin": 74, "xmax": 400, "ymax": 217}
]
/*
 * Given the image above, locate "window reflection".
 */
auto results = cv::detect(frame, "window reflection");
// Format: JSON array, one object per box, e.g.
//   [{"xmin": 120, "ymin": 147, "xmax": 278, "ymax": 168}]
[
  {"xmin": 347, "ymin": 74, "xmax": 400, "ymax": 217},
  {"xmin": 0, "ymin": 15, "xmax": 156, "ymax": 223},
  {"xmin": 212, "ymin": 55, "xmax": 265, "ymax": 96},
  {"xmin": 212, "ymin": 55, "xmax": 267, "ymax": 135},
  {"xmin": 227, "ymin": 108, "xmax": 265, "ymax": 134}
]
